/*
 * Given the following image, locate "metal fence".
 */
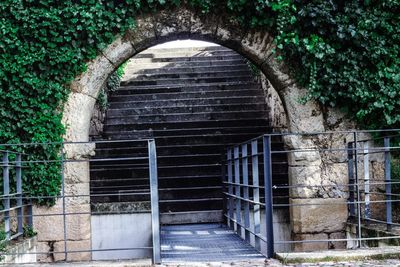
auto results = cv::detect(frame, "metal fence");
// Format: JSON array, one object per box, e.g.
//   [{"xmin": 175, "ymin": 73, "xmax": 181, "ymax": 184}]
[
  {"xmin": 0, "ymin": 139, "xmax": 160, "ymax": 264},
  {"xmin": 222, "ymin": 129, "xmax": 400, "ymax": 256},
  {"xmin": 223, "ymin": 135, "xmax": 274, "ymax": 257},
  {"xmin": 347, "ymin": 133, "xmax": 400, "ymax": 246},
  {"xmin": 1, "ymin": 150, "xmax": 33, "ymax": 242},
  {"xmin": 2, "ymin": 130, "xmax": 400, "ymax": 264}
]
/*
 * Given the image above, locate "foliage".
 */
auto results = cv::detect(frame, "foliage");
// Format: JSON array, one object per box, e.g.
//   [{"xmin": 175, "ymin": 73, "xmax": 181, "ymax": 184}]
[
  {"xmin": 246, "ymin": 60, "xmax": 261, "ymax": 80},
  {"xmin": 97, "ymin": 64, "xmax": 126, "ymax": 112},
  {"xmin": 0, "ymin": 229, "xmax": 6, "ymax": 261},
  {"xmin": 0, "ymin": 0, "xmax": 398, "ymax": 204},
  {"xmin": 271, "ymin": 1, "xmax": 400, "ymax": 129},
  {"xmin": 23, "ymin": 225, "xmax": 37, "ymax": 238}
]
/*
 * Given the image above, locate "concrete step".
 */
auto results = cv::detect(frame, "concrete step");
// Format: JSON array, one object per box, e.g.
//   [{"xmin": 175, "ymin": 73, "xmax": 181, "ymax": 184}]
[
  {"xmin": 91, "ymin": 175, "xmax": 222, "ymax": 188},
  {"xmin": 104, "ymin": 117, "xmax": 269, "ymax": 131},
  {"xmin": 130, "ymin": 54, "xmax": 243, "ymax": 64},
  {"xmin": 136, "ymin": 47, "xmax": 236, "ymax": 58},
  {"xmin": 104, "ymin": 125, "xmax": 271, "ymax": 138},
  {"xmin": 160, "ymin": 210, "xmax": 223, "ymax": 224},
  {"xmin": 125, "ymin": 70, "xmax": 251, "ymax": 81},
  {"xmin": 113, "ymin": 82, "xmax": 260, "ymax": 95},
  {"xmin": 107, "ymin": 103, "xmax": 267, "ymax": 116},
  {"xmin": 109, "ymin": 89, "xmax": 263, "ymax": 102},
  {"xmin": 105, "ymin": 110, "xmax": 268, "ymax": 125},
  {"xmin": 101, "ymin": 132, "xmax": 268, "ymax": 146},
  {"xmin": 159, "ymin": 198, "xmax": 223, "ymax": 213},
  {"xmin": 123, "ymin": 64, "xmax": 249, "ymax": 76},
  {"xmin": 109, "ymin": 96, "xmax": 263, "ymax": 109},
  {"xmin": 124, "ymin": 59, "xmax": 246, "ymax": 70},
  {"xmin": 121, "ymin": 75, "xmax": 253, "ymax": 87}
]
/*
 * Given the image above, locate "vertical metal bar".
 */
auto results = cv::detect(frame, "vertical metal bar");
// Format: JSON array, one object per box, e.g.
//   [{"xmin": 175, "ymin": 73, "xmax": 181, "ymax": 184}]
[
  {"xmin": 384, "ymin": 137, "xmax": 392, "ymax": 231},
  {"xmin": 242, "ymin": 144, "xmax": 250, "ymax": 243},
  {"xmin": 148, "ymin": 140, "xmax": 161, "ymax": 264},
  {"xmin": 227, "ymin": 148, "xmax": 234, "ymax": 229},
  {"xmin": 347, "ymin": 142, "xmax": 355, "ymax": 217},
  {"xmin": 363, "ymin": 142, "xmax": 370, "ymax": 221},
  {"xmin": 353, "ymin": 132, "xmax": 362, "ymax": 248},
  {"xmin": 263, "ymin": 135, "xmax": 274, "ymax": 258},
  {"xmin": 234, "ymin": 146, "xmax": 241, "ymax": 236},
  {"xmin": 251, "ymin": 140, "xmax": 261, "ymax": 251},
  {"xmin": 2, "ymin": 151, "xmax": 10, "ymax": 239},
  {"xmin": 221, "ymin": 153, "xmax": 227, "ymax": 225},
  {"xmin": 61, "ymin": 143, "xmax": 68, "ymax": 261},
  {"xmin": 16, "ymin": 153, "xmax": 23, "ymax": 236}
]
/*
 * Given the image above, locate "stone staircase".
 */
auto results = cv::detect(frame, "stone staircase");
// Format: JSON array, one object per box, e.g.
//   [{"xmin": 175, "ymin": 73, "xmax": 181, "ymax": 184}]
[{"xmin": 90, "ymin": 46, "xmax": 288, "ymax": 224}]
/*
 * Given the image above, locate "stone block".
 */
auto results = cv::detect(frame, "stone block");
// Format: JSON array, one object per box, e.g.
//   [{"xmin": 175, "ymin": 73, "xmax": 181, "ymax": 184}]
[
  {"xmin": 62, "ymin": 92, "xmax": 96, "ymax": 142},
  {"xmin": 101, "ymin": 36, "xmax": 135, "ymax": 67},
  {"xmin": 69, "ymin": 56, "xmax": 114, "ymax": 98},
  {"xmin": 316, "ymin": 133, "xmax": 349, "ymax": 164},
  {"xmin": 320, "ymin": 163, "xmax": 348, "ymax": 198},
  {"xmin": 33, "ymin": 202, "xmax": 65, "ymax": 242},
  {"xmin": 53, "ymin": 239, "xmax": 91, "ymax": 261},
  {"xmin": 284, "ymin": 135, "xmax": 321, "ymax": 166},
  {"xmin": 64, "ymin": 182, "xmax": 90, "ymax": 205},
  {"xmin": 63, "ymin": 161, "xmax": 90, "ymax": 184},
  {"xmin": 63, "ymin": 142, "xmax": 95, "ymax": 159},
  {"xmin": 289, "ymin": 166, "xmax": 321, "ymax": 198},
  {"xmin": 126, "ymin": 16, "xmax": 157, "ymax": 52},
  {"xmin": 190, "ymin": 10, "xmax": 219, "ymax": 40},
  {"xmin": 36, "ymin": 241, "xmax": 52, "ymax": 262},
  {"xmin": 329, "ymin": 232, "xmax": 346, "ymax": 249},
  {"xmin": 294, "ymin": 233, "xmax": 329, "ymax": 252},
  {"xmin": 242, "ymin": 30, "xmax": 275, "ymax": 66},
  {"xmin": 290, "ymin": 198, "xmax": 348, "ymax": 234},
  {"xmin": 153, "ymin": 7, "xmax": 191, "ymax": 39},
  {"xmin": 33, "ymin": 202, "xmax": 91, "ymax": 242}
]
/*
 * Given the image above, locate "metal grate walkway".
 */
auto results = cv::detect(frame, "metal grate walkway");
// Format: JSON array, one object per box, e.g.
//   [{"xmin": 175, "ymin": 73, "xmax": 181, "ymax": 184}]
[{"xmin": 161, "ymin": 223, "xmax": 265, "ymax": 262}]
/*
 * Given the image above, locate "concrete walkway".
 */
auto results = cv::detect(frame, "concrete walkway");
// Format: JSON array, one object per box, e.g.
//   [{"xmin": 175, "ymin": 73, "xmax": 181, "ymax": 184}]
[{"xmin": 160, "ymin": 223, "xmax": 265, "ymax": 263}]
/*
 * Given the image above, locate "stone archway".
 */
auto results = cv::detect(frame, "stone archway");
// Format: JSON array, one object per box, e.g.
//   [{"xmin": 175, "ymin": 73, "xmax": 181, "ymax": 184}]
[{"xmin": 33, "ymin": 6, "xmax": 352, "ymax": 261}]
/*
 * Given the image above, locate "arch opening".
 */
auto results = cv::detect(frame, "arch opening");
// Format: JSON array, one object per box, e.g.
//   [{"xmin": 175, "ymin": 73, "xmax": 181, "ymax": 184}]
[{"xmin": 88, "ymin": 40, "xmax": 291, "ymax": 260}]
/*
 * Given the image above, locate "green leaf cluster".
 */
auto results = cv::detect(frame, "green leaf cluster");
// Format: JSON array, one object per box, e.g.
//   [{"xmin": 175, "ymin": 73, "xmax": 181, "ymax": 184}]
[{"xmin": 272, "ymin": 1, "xmax": 400, "ymax": 129}]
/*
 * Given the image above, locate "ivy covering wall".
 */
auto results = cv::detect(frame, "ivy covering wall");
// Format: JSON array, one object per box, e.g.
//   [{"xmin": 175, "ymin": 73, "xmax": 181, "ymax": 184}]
[{"xmin": 0, "ymin": 0, "xmax": 398, "ymax": 202}]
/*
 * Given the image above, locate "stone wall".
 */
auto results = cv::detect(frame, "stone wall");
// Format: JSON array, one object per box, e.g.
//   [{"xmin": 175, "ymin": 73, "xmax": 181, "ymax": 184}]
[
  {"xmin": 89, "ymin": 103, "xmax": 105, "ymax": 137},
  {"xmin": 260, "ymin": 73, "xmax": 287, "ymax": 130}
]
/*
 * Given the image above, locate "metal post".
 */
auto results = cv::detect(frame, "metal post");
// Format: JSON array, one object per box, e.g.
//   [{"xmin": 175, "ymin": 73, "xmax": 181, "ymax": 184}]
[
  {"xmin": 384, "ymin": 137, "xmax": 392, "ymax": 231},
  {"xmin": 348, "ymin": 142, "xmax": 355, "ymax": 217},
  {"xmin": 234, "ymin": 146, "xmax": 242, "ymax": 236},
  {"xmin": 227, "ymin": 148, "xmax": 234, "ymax": 229},
  {"xmin": 16, "ymin": 153, "xmax": 23, "ymax": 237},
  {"xmin": 263, "ymin": 135, "xmax": 274, "ymax": 258},
  {"xmin": 148, "ymin": 140, "xmax": 161, "ymax": 264},
  {"xmin": 251, "ymin": 140, "xmax": 261, "ymax": 251},
  {"xmin": 353, "ymin": 132, "xmax": 362, "ymax": 248},
  {"xmin": 2, "ymin": 152, "xmax": 10, "ymax": 239},
  {"xmin": 242, "ymin": 144, "xmax": 250, "ymax": 243},
  {"xmin": 363, "ymin": 142, "xmax": 370, "ymax": 221},
  {"xmin": 61, "ymin": 144, "xmax": 68, "ymax": 261},
  {"xmin": 221, "ymin": 153, "xmax": 227, "ymax": 225}
]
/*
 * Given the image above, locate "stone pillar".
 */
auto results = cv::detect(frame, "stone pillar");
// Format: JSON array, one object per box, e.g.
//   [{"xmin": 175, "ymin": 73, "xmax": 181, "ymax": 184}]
[
  {"xmin": 284, "ymin": 133, "xmax": 350, "ymax": 251},
  {"xmin": 33, "ymin": 143, "xmax": 94, "ymax": 262}
]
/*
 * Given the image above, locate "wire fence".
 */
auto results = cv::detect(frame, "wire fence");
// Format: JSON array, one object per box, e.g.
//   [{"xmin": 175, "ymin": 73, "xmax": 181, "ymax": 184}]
[
  {"xmin": 0, "ymin": 139, "xmax": 160, "ymax": 264},
  {"xmin": 1, "ymin": 130, "xmax": 400, "ymax": 264},
  {"xmin": 222, "ymin": 129, "xmax": 400, "ymax": 255}
]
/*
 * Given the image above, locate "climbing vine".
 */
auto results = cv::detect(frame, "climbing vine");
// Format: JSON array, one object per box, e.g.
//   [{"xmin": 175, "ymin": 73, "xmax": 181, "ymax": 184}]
[{"xmin": 0, "ymin": 0, "xmax": 398, "ymax": 202}]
